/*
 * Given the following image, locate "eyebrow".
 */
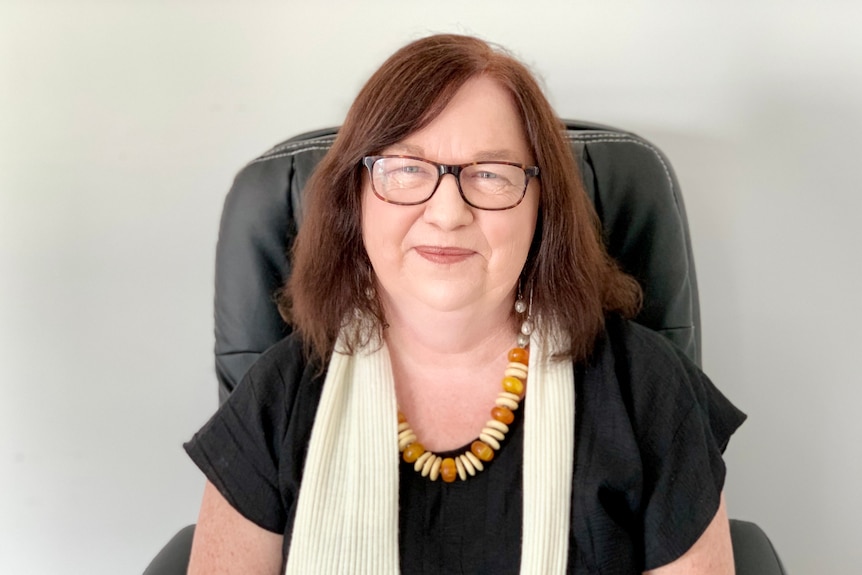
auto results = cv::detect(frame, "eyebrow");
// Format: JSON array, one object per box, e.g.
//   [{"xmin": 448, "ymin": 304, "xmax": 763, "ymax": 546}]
[{"xmin": 387, "ymin": 143, "xmax": 524, "ymax": 163}]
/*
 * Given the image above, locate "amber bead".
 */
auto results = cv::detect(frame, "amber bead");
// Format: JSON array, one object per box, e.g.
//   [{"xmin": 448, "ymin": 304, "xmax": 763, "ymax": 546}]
[
  {"xmin": 471, "ymin": 440, "xmax": 495, "ymax": 462},
  {"xmin": 508, "ymin": 347, "xmax": 529, "ymax": 365},
  {"xmin": 397, "ymin": 412, "xmax": 407, "ymax": 424},
  {"xmin": 502, "ymin": 376, "xmax": 524, "ymax": 396},
  {"xmin": 402, "ymin": 442, "xmax": 425, "ymax": 463},
  {"xmin": 440, "ymin": 458, "xmax": 457, "ymax": 483},
  {"xmin": 491, "ymin": 405, "xmax": 515, "ymax": 424}
]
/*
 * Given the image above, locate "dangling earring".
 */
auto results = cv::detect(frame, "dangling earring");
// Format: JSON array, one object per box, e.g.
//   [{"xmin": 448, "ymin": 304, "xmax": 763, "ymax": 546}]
[{"xmin": 515, "ymin": 282, "xmax": 533, "ymax": 348}]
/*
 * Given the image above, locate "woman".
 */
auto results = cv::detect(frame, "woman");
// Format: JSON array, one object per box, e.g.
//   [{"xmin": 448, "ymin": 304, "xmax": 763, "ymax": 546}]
[{"xmin": 185, "ymin": 34, "xmax": 744, "ymax": 574}]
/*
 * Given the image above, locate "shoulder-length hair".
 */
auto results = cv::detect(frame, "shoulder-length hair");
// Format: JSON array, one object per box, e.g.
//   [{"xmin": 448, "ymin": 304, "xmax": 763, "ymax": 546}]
[{"xmin": 280, "ymin": 34, "xmax": 641, "ymax": 362}]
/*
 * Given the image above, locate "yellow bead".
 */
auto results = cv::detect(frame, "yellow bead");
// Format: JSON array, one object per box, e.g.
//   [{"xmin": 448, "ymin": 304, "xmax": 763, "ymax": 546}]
[
  {"xmin": 402, "ymin": 442, "xmax": 425, "ymax": 463},
  {"xmin": 398, "ymin": 412, "xmax": 406, "ymax": 424},
  {"xmin": 502, "ymin": 376, "xmax": 524, "ymax": 396},
  {"xmin": 508, "ymin": 347, "xmax": 529, "ymax": 365},
  {"xmin": 491, "ymin": 405, "xmax": 515, "ymax": 424},
  {"xmin": 440, "ymin": 458, "xmax": 457, "ymax": 483},
  {"xmin": 471, "ymin": 440, "xmax": 495, "ymax": 462}
]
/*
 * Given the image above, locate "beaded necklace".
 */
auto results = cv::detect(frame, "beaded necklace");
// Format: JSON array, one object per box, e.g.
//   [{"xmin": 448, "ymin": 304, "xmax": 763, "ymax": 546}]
[
  {"xmin": 397, "ymin": 293, "xmax": 533, "ymax": 482},
  {"xmin": 397, "ymin": 345, "xmax": 528, "ymax": 482}
]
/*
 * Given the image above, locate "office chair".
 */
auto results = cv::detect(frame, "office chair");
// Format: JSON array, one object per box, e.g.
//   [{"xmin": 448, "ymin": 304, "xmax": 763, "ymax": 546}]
[{"xmin": 143, "ymin": 121, "xmax": 785, "ymax": 575}]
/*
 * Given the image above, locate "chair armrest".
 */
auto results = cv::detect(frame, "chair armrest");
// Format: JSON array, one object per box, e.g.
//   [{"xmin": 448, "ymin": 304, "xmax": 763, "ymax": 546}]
[
  {"xmin": 142, "ymin": 525, "xmax": 195, "ymax": 575},
  {"xmin": 731, "ymin": 519, "xmax": 787, "ymax": 575}
]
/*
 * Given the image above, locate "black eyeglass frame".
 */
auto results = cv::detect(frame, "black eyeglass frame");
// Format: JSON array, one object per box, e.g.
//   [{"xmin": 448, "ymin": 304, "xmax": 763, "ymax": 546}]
[{"xmin": 361, "ymin": 155, "xmax": 540, "ymax": 211}]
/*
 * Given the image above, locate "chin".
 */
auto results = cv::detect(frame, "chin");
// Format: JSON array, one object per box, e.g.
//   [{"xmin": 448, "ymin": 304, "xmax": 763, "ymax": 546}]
[{"xmin": 410, "ymin": 281, "xmax": 499, "ymax": 314}]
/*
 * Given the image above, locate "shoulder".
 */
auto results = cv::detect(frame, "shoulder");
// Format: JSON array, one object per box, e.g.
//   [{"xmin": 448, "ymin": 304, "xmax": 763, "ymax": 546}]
[
  {"xmin": 245, "ymin": 333, "xmax": 312, "ymax": 384},
  {"xmin": 588, "ymin": 315, "xmax": 703, "ymax": 406},
  {"xmin": 602, "ymin": 315, "xmax": 698, "ymax": 376},
  {"xmin": 572, "ymin": 316, "xmax": 745, "ymax": 570},
  {"xmin": 584, "ymin": 315, "xmax": 744, "ymax": 453},
  {"xmin": 226, "ymin": 333, "xmax": 324, "ymax": 421}
]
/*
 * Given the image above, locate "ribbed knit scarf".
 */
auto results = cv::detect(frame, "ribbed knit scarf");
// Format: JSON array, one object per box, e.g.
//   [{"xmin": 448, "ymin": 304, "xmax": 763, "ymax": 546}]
[{"xmin": 284, "ymin": 332, "xmax": 575, "ymax": 574}]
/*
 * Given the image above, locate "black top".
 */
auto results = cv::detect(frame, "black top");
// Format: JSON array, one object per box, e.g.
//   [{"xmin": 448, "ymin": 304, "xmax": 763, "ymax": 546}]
[{"xmin": 185, "ymin": 317, "xmax": 746, "ymax": 574}]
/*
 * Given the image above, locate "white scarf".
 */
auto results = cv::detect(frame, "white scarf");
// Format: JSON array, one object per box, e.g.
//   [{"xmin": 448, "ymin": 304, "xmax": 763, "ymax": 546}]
[{"xmin": 285, "ymin": 332, "xmax": 575, "ymax": 574}]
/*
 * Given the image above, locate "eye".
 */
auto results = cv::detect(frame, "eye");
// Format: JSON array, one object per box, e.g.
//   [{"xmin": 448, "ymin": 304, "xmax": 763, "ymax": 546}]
[
  {"xmin": 374, "ymin": 157, "xmax": 436, "ymax": 191},
  {"xmin": 388, "ymin": 161, "xmax": 433, "ymax": 178},
  {"xmin": 465, "ymin": 165, "xmax": 518, "ymax": 188}
]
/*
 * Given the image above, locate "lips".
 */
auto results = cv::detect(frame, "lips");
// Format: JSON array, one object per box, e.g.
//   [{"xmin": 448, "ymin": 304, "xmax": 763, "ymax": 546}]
[{"xmin": 414, "ymin": 246, "xmax": 475, "ymax": 264}]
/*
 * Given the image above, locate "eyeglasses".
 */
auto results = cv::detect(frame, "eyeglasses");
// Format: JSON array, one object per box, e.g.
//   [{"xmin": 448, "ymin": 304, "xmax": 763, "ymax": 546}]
[{"xmin": 362, "ymin": 155, "xmax": 539, "ymax": 211}]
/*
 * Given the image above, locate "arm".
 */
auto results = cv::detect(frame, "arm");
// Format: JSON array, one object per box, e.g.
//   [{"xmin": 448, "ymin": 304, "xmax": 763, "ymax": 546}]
[
  {"xmin": 643, "ymin": 492, "xmax": 735, "ymax": 575},
  {"xmin": 187, "ymin": 481, "xmax": 284, "ymax": 575}
]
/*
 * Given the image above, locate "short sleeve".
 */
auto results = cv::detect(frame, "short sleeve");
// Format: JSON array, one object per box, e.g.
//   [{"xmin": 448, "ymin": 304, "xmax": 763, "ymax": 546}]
[
  {"xmin": 184, "ymin": 337, "xmax": 308, "ymax": 534},
  {"xmin": 619, "ymin": 320, "xmax": 746, "ymax": 570}
]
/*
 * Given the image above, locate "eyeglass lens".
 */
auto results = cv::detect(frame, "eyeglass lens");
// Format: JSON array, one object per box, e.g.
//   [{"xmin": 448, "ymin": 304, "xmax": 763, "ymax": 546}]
[{"xmin": 370, "ymin": 157, "xmax": 529, "ymax": 210}]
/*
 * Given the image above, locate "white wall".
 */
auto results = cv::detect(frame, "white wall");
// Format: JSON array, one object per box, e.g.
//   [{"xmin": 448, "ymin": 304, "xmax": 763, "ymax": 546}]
[{"xmin": 2, "ymin": 1, "xmax": 859, "ymax": 573}]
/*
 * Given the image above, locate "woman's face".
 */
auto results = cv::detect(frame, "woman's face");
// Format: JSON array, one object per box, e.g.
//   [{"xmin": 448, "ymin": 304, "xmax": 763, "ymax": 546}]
[{"xmin": 361, "ymin": 75, "xmax": 540, "ymax": 320}]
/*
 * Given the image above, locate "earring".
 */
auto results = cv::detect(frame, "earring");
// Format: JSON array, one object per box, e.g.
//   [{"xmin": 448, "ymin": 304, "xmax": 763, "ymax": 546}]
[{"xmin": 514, "ymin": 283, "xmax": 533, "ymax": 348}]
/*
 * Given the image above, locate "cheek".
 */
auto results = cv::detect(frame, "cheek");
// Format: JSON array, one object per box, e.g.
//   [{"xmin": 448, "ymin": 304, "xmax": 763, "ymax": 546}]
[
  {"xmin": 361, "ymin": 191, "xmax": 414, "ymax": 265},
  {"xmin": 485, "ymin": 219, "xmax": 536, "ymax": 272},
  {"xmin": 486, "ymin": 204, "xmax": 539, "ymax": 276}
]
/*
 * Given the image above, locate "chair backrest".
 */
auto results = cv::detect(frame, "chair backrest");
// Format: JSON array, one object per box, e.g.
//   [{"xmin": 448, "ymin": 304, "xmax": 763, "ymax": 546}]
[{"xmin": 213, "ymin": 120, "xmax": 700, "ymax": 403}]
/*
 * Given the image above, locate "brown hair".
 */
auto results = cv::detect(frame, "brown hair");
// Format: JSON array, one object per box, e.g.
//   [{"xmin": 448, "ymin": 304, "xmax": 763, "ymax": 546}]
[{"xmin": 280, "ymin": 34, "xmax": 641, "ymax": 362}]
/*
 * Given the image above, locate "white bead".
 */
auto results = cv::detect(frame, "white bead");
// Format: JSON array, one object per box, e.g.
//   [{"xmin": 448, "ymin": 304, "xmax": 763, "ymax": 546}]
[
  {"xmin": 459, "ymin": 454, "xmax": 476, "ymax": 476},
  {"xmin": 486, "ymin": 419, "xmax": 509, "ymax": 433},
  {"xmin": 455, "ymin": 456, "xmax": 466, "ymax": 481},
  {"xmin": 429, "ymin": 456, "xmax": 442, "ymax": 481},
  {"xmin": 414, "ymin": 451, "xmax": 433, "ymax": 472},
  {"xmin": 398, "ymin": 428, "xmax": 415, "ymax": 441},
  {"xmin": 515, "ymin": 299, "xmax": 527, "ymax": 313},
  {"xmin": 479, "ymin": 433, "xmax": 501, "ymax": 450},
  {"xmin": 464, "ymin": 450, "xmax": 484, "ymax": 472},
  {"xmin": 504, "ymin": 366, "xmax": 528, "ymax": 380},
  {"xmin": 495, "ymin": 396, "xmax": 519, "ymax": 410},
  {"xmin": 507, "ymin": 361, "xmax": 528, "ymax": 372},
  {"xmin": 397, "ymin": 421, "xmax": 411, "ymax": 432},
  {"xmin": 517, "ymin": 333, "xmax": 530, "ymax": 347},
  {"xmin": 398, "ymin": 432, "xmax": 417, "ymax": 450},
  {"xmin": 421, "ymin": 454, "xmax": 436, "ymax": 477},
  {"xmin": 482, "ymin": 426, "xmax": 505, "ymax": 441},
  {"xmin": 520, "ymin": 320, "xmax": 533, "ymax": 335}
]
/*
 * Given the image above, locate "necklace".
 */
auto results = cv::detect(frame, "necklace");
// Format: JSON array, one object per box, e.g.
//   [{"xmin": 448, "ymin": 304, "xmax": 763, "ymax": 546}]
[{"xmin": 397, "ymin": 344, "xmax": 529, "ymax": 482}]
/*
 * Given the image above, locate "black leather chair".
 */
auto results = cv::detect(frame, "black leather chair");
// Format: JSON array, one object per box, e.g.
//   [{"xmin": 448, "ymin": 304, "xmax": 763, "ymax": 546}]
[{"xmin": 144, "ymin": 121, "xmax": 785, "ymax": 574}]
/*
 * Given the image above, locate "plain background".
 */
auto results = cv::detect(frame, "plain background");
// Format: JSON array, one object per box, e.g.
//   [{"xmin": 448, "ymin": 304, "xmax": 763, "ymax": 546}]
[{"xmin": 2, "ymin": 1, "xmax": 860, "ymax": 573}]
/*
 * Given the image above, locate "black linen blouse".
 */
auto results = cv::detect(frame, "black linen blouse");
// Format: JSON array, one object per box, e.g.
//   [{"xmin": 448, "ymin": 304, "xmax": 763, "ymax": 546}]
[{"xmin": 185, "ymin": 317, "xmax": 746, "ymax": 574}]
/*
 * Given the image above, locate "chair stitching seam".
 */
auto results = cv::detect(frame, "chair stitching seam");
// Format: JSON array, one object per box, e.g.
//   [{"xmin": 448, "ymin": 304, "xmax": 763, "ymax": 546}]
[
  {"xmin": 247, "ymin": 145, "xmax": 334, "ymax": 167},
  {"xmin": 265, "ymin": 136, "xmax": 337, "ymax": 155},
  {"xmin": 565, "ymin": 133, "xmax": 675, "ymax": 198},
  {"xmin": 244, "ymin": 133, "xmax": 674, "ymax": 201}
]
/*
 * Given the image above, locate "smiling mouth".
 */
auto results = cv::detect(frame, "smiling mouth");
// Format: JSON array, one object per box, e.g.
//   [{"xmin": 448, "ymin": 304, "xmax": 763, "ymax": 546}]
[{"xmin": 414, "ymin": 246, "xmax": 475, "ymax": 264}]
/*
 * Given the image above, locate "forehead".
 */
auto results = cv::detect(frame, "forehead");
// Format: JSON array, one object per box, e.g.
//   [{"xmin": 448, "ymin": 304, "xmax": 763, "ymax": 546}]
[{"xmin": 389, "ymin": 75, "xmax": 532, "ymax": 163}]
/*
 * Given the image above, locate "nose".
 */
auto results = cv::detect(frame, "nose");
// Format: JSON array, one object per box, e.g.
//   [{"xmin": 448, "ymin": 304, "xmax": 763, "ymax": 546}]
[{"xmin": 422, "ymin": 173, "xmax": 474, "ymax": 229}]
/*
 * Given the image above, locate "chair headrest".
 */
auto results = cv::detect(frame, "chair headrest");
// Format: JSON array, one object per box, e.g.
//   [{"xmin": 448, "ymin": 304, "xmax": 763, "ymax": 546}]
[{"xmin": 213, "ymin": 120, "xmax": 700, "ymax": 402}]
